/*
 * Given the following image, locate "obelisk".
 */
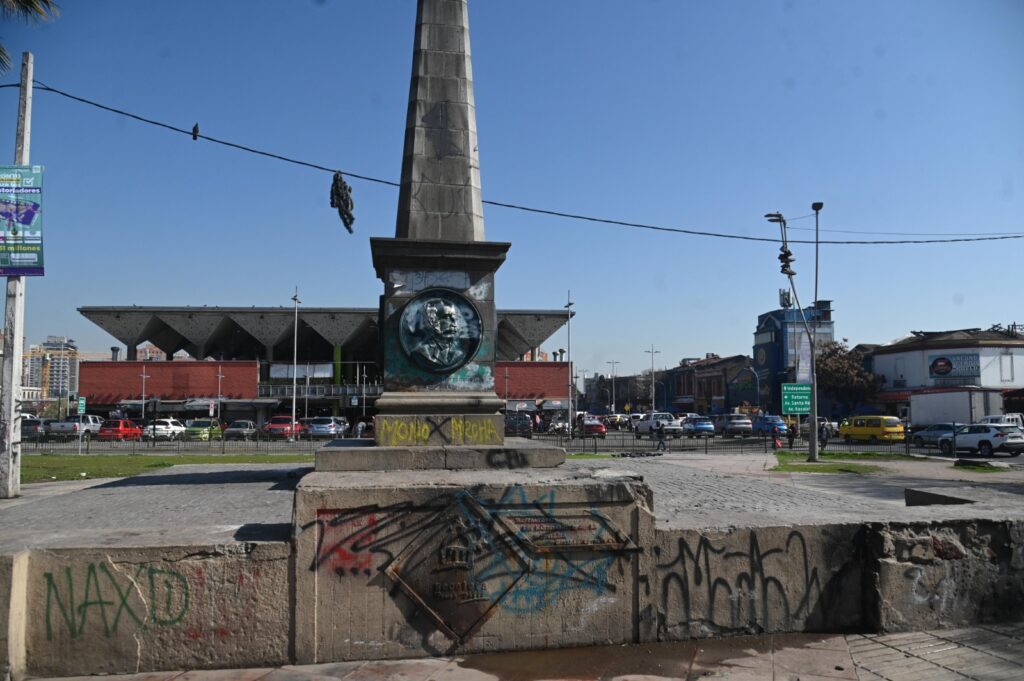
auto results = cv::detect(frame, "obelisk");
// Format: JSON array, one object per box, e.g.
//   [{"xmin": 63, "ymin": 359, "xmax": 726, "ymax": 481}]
[{"xmin": 370, "ymin": 0, "xmax": 509, "ymax": 446}]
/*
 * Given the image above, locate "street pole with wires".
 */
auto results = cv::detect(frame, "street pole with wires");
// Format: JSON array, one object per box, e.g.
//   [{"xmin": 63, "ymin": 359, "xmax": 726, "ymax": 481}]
[
  {"xmin": 290, "ymin": 287, "xmax": 300, "ymax": 442},
  {"xmin": 766, "ymin": 211, "xmax": 819, "ymax": 462},
  {"xmin": 564, "ymin": 291, "xmax": 574, "ymax": 432}
]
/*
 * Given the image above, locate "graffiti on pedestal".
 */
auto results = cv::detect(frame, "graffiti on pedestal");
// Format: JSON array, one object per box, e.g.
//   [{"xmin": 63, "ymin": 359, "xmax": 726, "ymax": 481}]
[{"xmin": 308, "ymin": 487, "xmax": 638, "ymax": 642}]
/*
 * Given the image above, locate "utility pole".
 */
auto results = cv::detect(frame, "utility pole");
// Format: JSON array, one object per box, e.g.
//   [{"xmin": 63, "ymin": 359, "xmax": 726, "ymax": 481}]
[
  {"xmin": 564, "ymin": 291, "xmax": 574, "ymax": 428},
  {"xmin": 1, "ymin": 53, "xmax": 32, "ymax": 499},
  {"xmin": 290, "ymin": 287, "xmax": 300, "ymax": 442}
]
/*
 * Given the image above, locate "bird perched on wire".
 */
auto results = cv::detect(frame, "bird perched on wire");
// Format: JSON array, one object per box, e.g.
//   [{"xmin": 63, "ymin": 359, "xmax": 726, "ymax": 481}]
[
  {"xmin": 192, "ymin": 123, "xmax": 199, "ymax": 141},
  {"xmin": 330, "ymin": 171, "xmax": 355, "ymax": 233}
]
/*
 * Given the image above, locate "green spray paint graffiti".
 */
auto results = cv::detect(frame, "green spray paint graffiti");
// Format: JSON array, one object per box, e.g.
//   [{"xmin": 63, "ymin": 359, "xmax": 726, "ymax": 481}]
[{"xmin": 43, "ymin": 562, "xmax": 189, "ymax": 639}]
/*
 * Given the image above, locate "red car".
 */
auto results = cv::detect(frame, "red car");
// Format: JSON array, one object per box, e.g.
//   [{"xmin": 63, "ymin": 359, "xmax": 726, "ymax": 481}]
[
  {"xmin": 579, "ymin": 418, "xmax": 607, "ymax": 438},
  {"xmin": 262, "ymin": 416, "xmax": 304, "ymax": 439},
  {"xmin": 98, "ymin": 419, "xmax": 143, "ymax": 441}
]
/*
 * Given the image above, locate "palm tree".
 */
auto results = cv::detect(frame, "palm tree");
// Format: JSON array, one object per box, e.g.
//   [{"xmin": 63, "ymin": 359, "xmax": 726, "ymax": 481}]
[{"xmin": 1, "ymin": 0, "xmax": 59, "ymax": 73}]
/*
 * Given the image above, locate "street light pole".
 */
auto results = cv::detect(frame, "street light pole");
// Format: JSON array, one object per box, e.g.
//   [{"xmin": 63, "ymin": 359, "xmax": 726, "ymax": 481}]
[
  {"xmin": 140, "ymin": 366, "xmax": 150, "ymax": 425},
  {"xmin": 564, "ymin": 291, "xmax": 574, "ymax": 426},
  {"xmin": 606, "ymin": 359, "xmax": 619, "ymax": 414},
  {"xmin": 216, "ymin": 365, "xmax": 224, "ymax": 421},
  {"xmin": 290, "ymin": 287, "xmax": 300, "ymax": 442},
  {"xmin": 765, "ymin": 211, "xmax": 819, "ymax": 462},
  {"xmin": 645, "ymin": 346, "xmax": 660, "ymax": 411}
]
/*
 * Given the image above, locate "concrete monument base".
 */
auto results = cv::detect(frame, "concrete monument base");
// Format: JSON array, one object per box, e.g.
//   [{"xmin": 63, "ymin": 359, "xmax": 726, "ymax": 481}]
[{"xmin": 292, "ymin": 468, "xmax": 654, "ymax": 663}]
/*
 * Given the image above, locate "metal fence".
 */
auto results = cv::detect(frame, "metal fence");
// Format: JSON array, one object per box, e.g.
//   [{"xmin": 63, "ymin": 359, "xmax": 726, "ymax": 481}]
[
  {"xmin": 540, "ymin": 430, "xmax": 920, "ymax": 457},
  {"xmin": 19, "ymin": 434, "xmax": 335, "ymax": 455}
]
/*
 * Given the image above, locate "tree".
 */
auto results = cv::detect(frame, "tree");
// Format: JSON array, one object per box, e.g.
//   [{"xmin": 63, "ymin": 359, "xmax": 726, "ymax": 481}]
[
  {"xmin": 0, "ymin": 0, "xmax": 59, "ymax": 73},
  {"xmin": 815, "ymin": 340, "xmax": 880, "ymax": 410}
]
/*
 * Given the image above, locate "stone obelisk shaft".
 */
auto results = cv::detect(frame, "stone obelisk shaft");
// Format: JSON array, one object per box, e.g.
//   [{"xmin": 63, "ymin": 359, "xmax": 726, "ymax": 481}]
[{"xmin": 395, "ymin": 0, "xmax": 483, "ymax": 241}]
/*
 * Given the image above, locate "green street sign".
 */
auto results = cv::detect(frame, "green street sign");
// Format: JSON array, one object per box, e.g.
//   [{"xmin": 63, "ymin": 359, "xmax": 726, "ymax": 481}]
[
  {"xmin": 77, "ymin": 397, "xmax": 86, "ymax": 415},
  {"xmin": 781, "ymin": 383, "xmax": 812, "ymax": 414}
]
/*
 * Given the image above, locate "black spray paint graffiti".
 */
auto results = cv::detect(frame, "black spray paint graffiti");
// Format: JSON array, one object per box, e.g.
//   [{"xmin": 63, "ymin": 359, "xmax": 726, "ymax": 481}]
[
  {"xmin": 306, "ymin": 487, "xmax": 619, "ymax": 616},
  {"xmin": 43, "ymin": 562, "xmax": 189, "ymax": 640},
  {"xmin": 655, "ymin": 530, "xmax": 823, "ymax": 633}
]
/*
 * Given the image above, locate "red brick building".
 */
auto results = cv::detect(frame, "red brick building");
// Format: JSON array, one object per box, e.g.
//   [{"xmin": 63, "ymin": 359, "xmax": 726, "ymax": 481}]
[{"xmin": 79, "ymin": 361, "xmax": 260, "ymax": 419}]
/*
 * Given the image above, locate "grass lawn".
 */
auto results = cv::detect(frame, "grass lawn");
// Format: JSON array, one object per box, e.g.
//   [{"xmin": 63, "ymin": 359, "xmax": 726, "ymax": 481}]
[
  {"xmin": 21, "ymin": 454, "xmax": 313, "ymax": 483},
  {"xmin": 772, "ymin": 449, "xmax": 918, "ymax": 475}
]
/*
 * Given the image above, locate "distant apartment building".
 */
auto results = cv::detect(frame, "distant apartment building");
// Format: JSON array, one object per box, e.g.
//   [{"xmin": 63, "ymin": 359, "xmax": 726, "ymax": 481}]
[{"xmin": 22, "ymin": 335, "xmax": 79, "ymax": 400}]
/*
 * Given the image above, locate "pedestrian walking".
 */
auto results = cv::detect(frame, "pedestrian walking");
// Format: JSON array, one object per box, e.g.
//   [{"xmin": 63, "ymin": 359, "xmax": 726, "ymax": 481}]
[
  {"xmin": 355, "ymin": 419, "xmax": 366, "ymax": 439},
  {"xmin": 787, "ymin": 425, "xmax": 797, "ymax": 450},
  {"xmin": 656, "ymin": 421, "xmax": 667, "ymax": 452},
  {"xmin": 771, "ymin": 424, "xmax": 781, "ymax": 450},
  {"xmin": 818, "ymin": 420, "xmax": 831, "ymax": 451}
]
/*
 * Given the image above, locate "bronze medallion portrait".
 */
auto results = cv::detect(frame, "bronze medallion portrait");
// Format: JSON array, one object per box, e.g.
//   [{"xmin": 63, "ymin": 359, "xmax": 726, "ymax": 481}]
[{"xmin": 398, "ymin": 289, "xmax": 482, "ymax": 373}]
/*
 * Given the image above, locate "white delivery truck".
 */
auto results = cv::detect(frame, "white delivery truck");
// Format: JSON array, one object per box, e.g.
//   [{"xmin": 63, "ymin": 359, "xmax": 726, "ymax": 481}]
[{"xmin": 908, "ymin": 388, "xmax": 1004, "ymax": 429}]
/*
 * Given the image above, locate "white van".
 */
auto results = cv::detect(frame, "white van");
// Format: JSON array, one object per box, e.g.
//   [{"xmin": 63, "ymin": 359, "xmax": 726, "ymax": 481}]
[{"xmin": 979, "ymin": 413, "xmax": 1024, "ymax": 430}]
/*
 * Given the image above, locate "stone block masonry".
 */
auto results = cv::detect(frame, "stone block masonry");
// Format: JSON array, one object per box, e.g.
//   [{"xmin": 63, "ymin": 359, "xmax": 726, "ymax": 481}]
[{"xmin": 18, "ymin": 543, "xmax": 290, "ymax": 677}]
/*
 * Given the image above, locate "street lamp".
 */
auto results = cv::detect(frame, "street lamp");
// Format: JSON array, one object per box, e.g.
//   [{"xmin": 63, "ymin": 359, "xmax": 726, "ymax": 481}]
[
  {"xmin": 606, "ymin": 359, "xmax": 619, "ymax": 414},
  {"xmin": 645, "ymin": 345, "xmax": 660, "ymax": 412},
  {"xmin": 290, "ymin": 287, "xmax": 300, "ymax": 442},
  {"xmin": 139, "ymin": 367, "xmax": 150, "ymax": 425},
  {"xmin": 765, "ymin": 211, "xmax": 819, "ymax": 462},
  {"xmin": 216, "ymin": 365, "xmax": 224, "ymax": 420},
  {"xmin": 564, "ymin": 291, "xmax": 574, "ymax": 423}
]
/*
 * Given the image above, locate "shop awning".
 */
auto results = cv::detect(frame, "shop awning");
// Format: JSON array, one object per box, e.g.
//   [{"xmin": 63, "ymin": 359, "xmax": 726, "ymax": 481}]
[
  {"xmin": 221, "ymin": 398, "xmax": 281, "ymax": 409},
  {"xmin": 539, "ymin": 399, "xmax": 569, "ymax": 410},
  {"xmin": 505, "ymin": 399, "xmax": 537, "ymax": 412}
]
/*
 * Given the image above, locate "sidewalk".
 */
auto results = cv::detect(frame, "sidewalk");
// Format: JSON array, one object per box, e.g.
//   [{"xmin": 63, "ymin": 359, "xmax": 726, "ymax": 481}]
[{"xmin": 37, "ymin": 626, "xmax": 1024, "ymax": 681}]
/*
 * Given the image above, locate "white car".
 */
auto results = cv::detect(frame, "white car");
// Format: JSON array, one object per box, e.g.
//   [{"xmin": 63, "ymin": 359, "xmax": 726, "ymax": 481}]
[
  {"xmin": 634, "ymin": 412, "xmax": 684, "ymax": 438},
  {"xmin": 144, "ymin": 418, "xmax": 186, "ymax": 440},
  {"xmin": 938, "ymin": 424, "xmax": 1024, "ymax": 457}
]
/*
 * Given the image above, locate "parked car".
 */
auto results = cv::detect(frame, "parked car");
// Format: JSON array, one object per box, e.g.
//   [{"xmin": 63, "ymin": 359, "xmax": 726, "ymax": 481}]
[
  {"xmin": 98, "ymin": 419, "xmax": 143, "ymax": 442},
  {"xmin": 838, "ymin": 416, "xmax": 904, "ymax": 443},
  {"xmin": 752, "ymin": 415, "xmax": 788, "ymax": 436},
  {"xmin": 143, "ymin": 418, "xmax": 186, "ymax": 441},
  {"xmin": 262, "ymin": 416, "xmax": 303, "ymax": 440},
  {"xmin": 938, "ymin": 424, "xmax": 1024, "ymax": 457},
  {"xmin": 682, "ymin": 416, "xmax": 715, "ymax": 438},
  {"xmin": 634, "ymin": 412, "xmax": 684, "ymax": 438},
  {"xmin": 504, "ymin": 412, "xmax": 533, "ymax": 438},
  {"xmin": 48, "ymin": 414, "xmax": 105, "ymax": 441},
  {"xmin": 602, "ymin": 414, "xmax": 629, "ymax": 431},
  {"xmin": 223, "ymin": 420, "xmax": 258, "ymax": 441},
  {"xmin": 579, "ymin": 418, "xmax": 607, "ymax": 438},
  {"xmin": 308, "ymin": 416, "xmax": 348, "ymax": 439},
  {"xmin": 713, "ymin": 413, "xmax": 753, "ymax": 438},
  {"xmin": 978, "ymin": 414, "xmax": 1024, "ymax": 430},
  {"xmin": 20, "ymin": 417, "xmax": 46, "ymax": 442},
  {"xmin": 183, "ymin": 418, "xmax": 224, "ymax": 441},
  {"xmin": 912, "ymin": 423, "xmax": 963, "ymax": 448}
]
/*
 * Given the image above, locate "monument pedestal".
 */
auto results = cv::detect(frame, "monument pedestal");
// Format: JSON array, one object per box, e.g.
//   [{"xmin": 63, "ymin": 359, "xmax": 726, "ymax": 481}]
[{"xmin": 293, "ymin": 467, "xmax": 654, "ymax": 663}]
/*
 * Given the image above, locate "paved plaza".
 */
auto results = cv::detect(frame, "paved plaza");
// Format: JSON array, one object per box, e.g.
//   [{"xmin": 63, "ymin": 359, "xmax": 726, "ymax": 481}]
[
  {"xmin": 28, "ymin": 626, "xmax": 1024, "ymax": 680},
  {"xmin": 5, "ymin": 449, "xmax": 1024, "ymax": 551}
]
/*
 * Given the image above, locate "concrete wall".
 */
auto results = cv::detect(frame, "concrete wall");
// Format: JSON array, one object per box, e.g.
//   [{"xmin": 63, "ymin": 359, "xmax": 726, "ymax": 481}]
[
  {"xmin": 294, "ymin": 471, "xmax": 655, "ymax": 663},
  {"xmin": 20, "ymin": 543, "xmax": 290, "ymax": 677},
  {"xmin": 6, "ymin": 512, "xmax": 1024, "ymax": 675},
  {"xmin": 649, "ymin": 524, "xmax": 865, "ymax": 641},
  {"xmin": 867, "ymin": 519, "xmax": 1024, "ymax": 631}
]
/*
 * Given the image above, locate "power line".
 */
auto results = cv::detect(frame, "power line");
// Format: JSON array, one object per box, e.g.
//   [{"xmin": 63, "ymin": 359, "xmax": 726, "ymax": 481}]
[{"xmin": 9, "ymin": 81, "xmax": 1024, "ymax": 246}]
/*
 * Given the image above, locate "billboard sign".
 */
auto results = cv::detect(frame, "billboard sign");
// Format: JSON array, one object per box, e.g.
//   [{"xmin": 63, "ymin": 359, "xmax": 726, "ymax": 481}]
[
  {"xmin": 928, "ymin": 353, "xmax": 979, "ymax": 379},
  {"xmin": 0, "ymin": 165, "xmax": 44, "ymax": 276}
]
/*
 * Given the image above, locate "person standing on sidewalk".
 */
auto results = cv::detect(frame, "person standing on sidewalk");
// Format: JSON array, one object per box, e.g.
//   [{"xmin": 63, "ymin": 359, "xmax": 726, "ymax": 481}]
[{"xmin": 656, "ymin": 421, "xmax": 667, "ymax": 452}]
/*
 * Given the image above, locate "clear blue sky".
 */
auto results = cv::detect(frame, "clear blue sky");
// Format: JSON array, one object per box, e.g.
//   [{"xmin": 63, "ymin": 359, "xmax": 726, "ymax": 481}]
[{"xmin": 2, "ymin": 0, "xmax": 1022, "ymax": 377}]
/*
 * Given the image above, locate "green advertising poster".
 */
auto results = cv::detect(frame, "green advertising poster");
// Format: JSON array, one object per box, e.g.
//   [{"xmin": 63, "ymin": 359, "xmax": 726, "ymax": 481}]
[{"xmin": 0, "ymin": 165, "xmax": 44, "ymax": 276}]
